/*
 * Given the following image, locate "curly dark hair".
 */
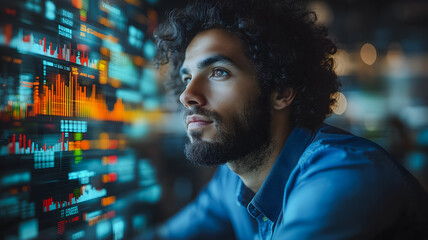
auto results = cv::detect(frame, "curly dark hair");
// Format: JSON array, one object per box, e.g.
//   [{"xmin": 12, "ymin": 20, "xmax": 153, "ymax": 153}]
[{"xmin": 154, "ymin": 0, "xmax": 340, "ymax": 130}]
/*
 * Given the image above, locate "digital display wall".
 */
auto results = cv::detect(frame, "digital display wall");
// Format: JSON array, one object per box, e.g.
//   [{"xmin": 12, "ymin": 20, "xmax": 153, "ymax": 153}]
[{"xmin": 0, "ymin": 0, "xmax": 162, "ymax": 239}]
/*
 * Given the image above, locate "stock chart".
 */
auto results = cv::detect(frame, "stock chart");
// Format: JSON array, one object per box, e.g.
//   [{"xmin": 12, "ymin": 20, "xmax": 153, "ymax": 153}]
[{"xmin": 0, "ymin": 0, "xmax": 162, "ymax": 239}]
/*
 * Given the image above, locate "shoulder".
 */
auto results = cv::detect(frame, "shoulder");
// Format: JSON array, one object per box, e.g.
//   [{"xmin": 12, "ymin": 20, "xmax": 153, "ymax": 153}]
[
  {"xmin": 288, "ymin": 123, "xmax": 425, "ymax": 216},
  {"xmin": 280, "ymin": 124, "xmax": 428, "ymax": 238},
  {"xmin": 298, "ymin": 124, "xmax": 397, "ymax": 172},
  {"xmin": 286, "ymin": 124, "xmax": 412, "ymax": 215}
]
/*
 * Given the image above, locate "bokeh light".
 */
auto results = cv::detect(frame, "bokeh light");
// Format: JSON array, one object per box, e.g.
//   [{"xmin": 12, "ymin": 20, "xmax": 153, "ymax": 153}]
[
  {"xmin": 331, "ymin": 92, "xmax": 347, "ymax": 115},
  {"xmin": 360, "ymin": 43, "xmax": 377, "ymax": 65}
]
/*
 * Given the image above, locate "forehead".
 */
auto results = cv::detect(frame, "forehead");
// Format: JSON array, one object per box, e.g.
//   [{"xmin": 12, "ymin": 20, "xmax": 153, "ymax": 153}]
[{"xmin": 183, "ymin": 28, "xmax": 250, "ymax": 68}]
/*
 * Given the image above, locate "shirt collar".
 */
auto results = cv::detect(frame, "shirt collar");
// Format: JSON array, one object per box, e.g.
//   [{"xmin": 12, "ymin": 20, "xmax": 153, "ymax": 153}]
[
  {"xmin": 236, "ymin": 180, "xmax": 255, "ymax": 207},
  {"xmin": 248, "ymin": 125, "xmax": 316, "ymax": 222}
]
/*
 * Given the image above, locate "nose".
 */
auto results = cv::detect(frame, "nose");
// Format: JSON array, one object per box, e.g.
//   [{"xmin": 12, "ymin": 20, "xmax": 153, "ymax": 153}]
[{"xmin": 179, "ymin": 77, "xmax": 207, "ymax": 108}]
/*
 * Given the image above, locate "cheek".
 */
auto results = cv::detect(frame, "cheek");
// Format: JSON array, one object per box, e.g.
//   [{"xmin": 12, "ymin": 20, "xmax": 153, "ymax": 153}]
[{"xmin": 209, "ymin": 81, "xmax": 258, "ymax": 115}]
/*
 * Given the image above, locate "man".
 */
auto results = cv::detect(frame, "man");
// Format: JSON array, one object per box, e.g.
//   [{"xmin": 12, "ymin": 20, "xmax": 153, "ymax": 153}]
[{"xmin": 150, "ymin": 0, "xmax": 428, "ymax": 239}]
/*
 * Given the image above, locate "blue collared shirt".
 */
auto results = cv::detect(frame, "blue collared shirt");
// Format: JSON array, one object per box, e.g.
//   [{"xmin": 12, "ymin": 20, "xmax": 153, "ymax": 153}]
[{"xmin": 157, "ymin": 124, "xmax": 428, "ymax": 240}]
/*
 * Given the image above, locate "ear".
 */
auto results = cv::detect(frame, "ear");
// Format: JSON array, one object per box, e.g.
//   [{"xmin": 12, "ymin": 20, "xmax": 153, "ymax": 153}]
[{"xmin": 271, "ymin": 88, "xmax": 295, "ymax": 110}]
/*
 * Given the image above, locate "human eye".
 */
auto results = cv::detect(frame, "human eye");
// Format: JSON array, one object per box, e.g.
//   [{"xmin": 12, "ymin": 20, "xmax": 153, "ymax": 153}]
[
  {"xmin": 182, "ymin": 76, "xmax": 191, "ymax": 85},
  {"xmin": 210, "ymin": 68, "xmax": 230, "ymax": 79}
]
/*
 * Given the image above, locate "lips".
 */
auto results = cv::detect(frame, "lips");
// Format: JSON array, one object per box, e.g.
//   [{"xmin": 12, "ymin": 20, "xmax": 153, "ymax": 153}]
[{"xmin": 186, "ymin": 115, "xmax": 213, "ymax": 130}]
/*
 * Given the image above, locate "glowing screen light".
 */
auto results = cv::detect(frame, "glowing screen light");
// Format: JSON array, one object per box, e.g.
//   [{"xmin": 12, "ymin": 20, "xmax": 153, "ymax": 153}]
[{"xmin": 0, "ymin": 0, "xmax": 162, "ymax": 239}]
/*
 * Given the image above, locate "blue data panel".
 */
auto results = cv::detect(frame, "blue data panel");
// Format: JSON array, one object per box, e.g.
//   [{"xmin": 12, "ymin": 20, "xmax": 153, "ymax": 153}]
[{"xmin": 0, "ymin": 0, "xmax": 162, "ymax": 239}]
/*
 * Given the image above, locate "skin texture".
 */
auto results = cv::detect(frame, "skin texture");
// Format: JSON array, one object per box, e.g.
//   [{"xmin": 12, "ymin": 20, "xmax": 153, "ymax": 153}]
[{"xmin": 180, "ymin": 28, "xmax": 295, "ymax": 193}]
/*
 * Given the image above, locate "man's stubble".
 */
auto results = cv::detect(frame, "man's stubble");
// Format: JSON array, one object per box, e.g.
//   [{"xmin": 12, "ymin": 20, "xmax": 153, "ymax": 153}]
[{"xmin": 184, "ymin": 93, "xmax": 274, "ymax": 173}]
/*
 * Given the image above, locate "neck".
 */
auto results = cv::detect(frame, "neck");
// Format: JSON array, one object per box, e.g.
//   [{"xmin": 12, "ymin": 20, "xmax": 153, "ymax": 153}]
[
  {"xmin": 227, "ymin": 121, "xmax": 293, "ymax": 193},
  {"xmin": 226, "ymin": 143, "xmax": 277, "ymax": 193}
]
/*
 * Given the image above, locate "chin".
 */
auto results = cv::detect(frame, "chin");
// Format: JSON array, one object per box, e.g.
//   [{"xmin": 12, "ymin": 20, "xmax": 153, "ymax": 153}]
[
  {"xmin": 188, "ymin": 129, "xmax": 216, "ymax": 143},
  {"xmin": 184, "ymin": 140, "xmax": 229, "ymax": 166}
]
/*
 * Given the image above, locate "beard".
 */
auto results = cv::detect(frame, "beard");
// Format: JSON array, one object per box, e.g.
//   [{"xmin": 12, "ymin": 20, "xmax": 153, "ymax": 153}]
[{"xmin": 184, "ymin": 93, "xmax": 272, "ymax": 172}]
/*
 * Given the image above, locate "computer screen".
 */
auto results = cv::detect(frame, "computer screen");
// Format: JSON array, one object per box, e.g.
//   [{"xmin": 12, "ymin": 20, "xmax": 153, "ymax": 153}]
[{"xmin": 0, "ymin": 0, "xmax": 163, "ymax": 239}]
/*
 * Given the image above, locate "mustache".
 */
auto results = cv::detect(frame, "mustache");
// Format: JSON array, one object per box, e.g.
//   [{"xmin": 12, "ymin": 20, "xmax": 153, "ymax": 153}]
[{"xmin": 183, "ymin": 106, "xmax": 222, "ymax": 124}]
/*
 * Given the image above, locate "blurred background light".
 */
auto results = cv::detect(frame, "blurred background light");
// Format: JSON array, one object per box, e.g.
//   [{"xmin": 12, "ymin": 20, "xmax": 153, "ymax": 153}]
[
  {"xmin": 334, "ymin": 50, "xmax": 352, "ymax": 76},
  {"xmin": 332, "ymin": 92, "xmax": 347, "ymax": 115},
  {"xmin": 308, "ymin": 1, "xmax": 334, "ymax": 26},
  {"xmin": 360, "ymin": 43, "xmax": 377, "ymax": 65},
  {"xmin": 386, "ymin": 42, "xmax": 405, "ymax": 68}
]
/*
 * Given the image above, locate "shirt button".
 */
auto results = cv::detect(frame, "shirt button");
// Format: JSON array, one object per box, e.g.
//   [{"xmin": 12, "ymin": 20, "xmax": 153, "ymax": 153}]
[{"xmin": 262, "ymin": 216, "xmax": 268, "ymax": 222}]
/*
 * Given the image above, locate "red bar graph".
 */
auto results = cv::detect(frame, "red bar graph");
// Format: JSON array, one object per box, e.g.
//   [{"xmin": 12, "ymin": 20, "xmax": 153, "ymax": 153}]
[
  {"xmin": 17, "ymin": 30, "xmax": 99, "ymax": 68},
  {"xmin": 7, "ymin": 133, "xmax": 68, "ymax": 155},
  {"xmin": 43, "ymin": 185, "xmax": 107, "ymax": 212}
]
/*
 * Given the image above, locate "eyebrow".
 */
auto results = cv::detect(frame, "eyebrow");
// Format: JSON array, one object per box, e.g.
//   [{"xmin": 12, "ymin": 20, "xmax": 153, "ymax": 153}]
[{"xmin": 180, "ymin": 55, "xmax": 237, "ymax": 76}]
